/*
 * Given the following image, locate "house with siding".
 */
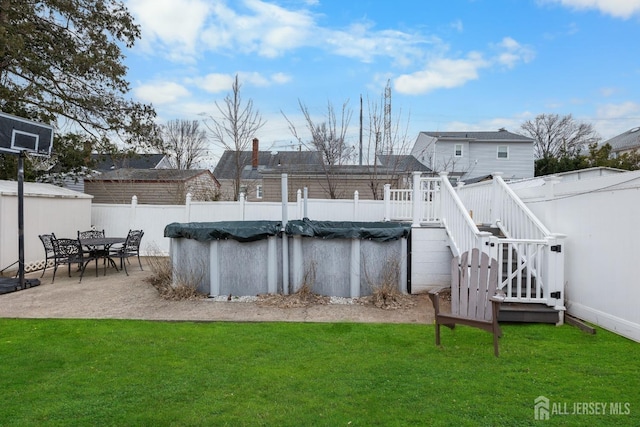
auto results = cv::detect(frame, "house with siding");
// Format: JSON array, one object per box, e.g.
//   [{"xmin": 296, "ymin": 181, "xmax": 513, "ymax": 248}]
[
  {"xmin": 260, "ymin": 155, "xmax": 431, "ymax": 202},
  {"xmin": 411, "ymin": 129, "xmax": 534, "ymax": 182},
  {"xmin": 53, "ymin": 153, "xmax": 169, "ymax": 193},
  {"xmin": 84, "ymin": 169, "xmax": 219, "ymax": 205},
  {"xmin": 212, "ymin": 139, "xmax": 323, "ymax": 201}
]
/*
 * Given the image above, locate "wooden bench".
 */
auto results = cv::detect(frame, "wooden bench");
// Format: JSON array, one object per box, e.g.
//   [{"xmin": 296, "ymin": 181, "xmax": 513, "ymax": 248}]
[{"xmin": 429, "ymin": 248, "xmax": 505, "ymax": 357}]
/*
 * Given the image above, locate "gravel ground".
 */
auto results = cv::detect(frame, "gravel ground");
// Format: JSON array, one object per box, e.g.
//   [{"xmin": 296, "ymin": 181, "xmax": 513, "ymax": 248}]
[{"xmin": 0, "ymin": 258, "xmax": 436, "ymax": 324}]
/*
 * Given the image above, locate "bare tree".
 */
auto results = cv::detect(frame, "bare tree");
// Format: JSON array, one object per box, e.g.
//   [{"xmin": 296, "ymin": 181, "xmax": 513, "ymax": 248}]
[
  {"xmin": 161, "ymin": 119, "xmax": 208, "ymax": 169},
  {"xmin": 205, "ymin": 75, "xmax": 265, "ymax": 200},
  {"xmin": 521, "ymin": 113, "xmax": 601, "ymax": 160},
  {"xmin": 283, "ymin": 99, "xmax": 354, "ymax": 199}
]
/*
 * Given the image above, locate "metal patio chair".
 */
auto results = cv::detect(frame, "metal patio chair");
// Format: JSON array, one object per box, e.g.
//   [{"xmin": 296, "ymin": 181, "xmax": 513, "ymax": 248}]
[
  {"xmin": 38, "ymin": 233, "xmax": 56, "ymax": 277},
  {"xmin": 51, "ymin": 238, "xmax": 98, "ymax": 283},
  {"xmin": 109, "ymin": 230, "xmax": 144, "ymax": 275}
]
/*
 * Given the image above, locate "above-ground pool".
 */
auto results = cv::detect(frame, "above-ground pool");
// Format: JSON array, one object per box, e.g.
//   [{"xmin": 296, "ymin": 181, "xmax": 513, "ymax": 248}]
[{"xmin": 164, "ymin": 219, "xmax": 411, "ymax": 298}]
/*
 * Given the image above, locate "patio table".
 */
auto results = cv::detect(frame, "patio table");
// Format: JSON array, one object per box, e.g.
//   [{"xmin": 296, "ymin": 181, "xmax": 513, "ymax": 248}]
[{"xmin": 79, "ymin": 237, "xmax": 126, "ymax": 274}]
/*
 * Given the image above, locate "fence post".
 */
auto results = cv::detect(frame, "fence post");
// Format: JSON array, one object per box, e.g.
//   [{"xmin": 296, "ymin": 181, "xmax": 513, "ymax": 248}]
[
  {"xmin": 383, "ymin": 184, "xmax": 391, "ymax": 221},
  {"xmin": 491, "ymin": 172, "xmax": 504, "ymax": 227},
  {"xmin": 239, "ymin": 192, "xmax": 245, "ymax": 221},
  {"xmin": 130, "ymin": 195, "xmax": 138, "ymax": 230},
  {"xmin": 353, "ymin": 190, "xmax": 359, "ymax": 221},
  {"xmin": 296, "ymin": 189, "xmax": 302, "ymax": 220},
  {"xmin": 412, "ymin": 171, "xmax": 422, "ymax": 227},
  {"xmin": 185, "ymin": 192, "xmax": 192, "ymax": 222}
]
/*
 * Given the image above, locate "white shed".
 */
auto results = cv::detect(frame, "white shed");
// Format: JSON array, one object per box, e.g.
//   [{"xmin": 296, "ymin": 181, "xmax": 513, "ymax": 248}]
[{"xmin": 0, "ymin": 180, "xmax": 92, "ymax": 274}]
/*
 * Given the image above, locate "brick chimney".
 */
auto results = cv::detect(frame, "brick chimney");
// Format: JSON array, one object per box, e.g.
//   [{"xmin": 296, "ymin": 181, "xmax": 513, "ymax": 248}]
[{"xmin": 252, "ymin": 138, "xmax": 259, "ymax": 169}]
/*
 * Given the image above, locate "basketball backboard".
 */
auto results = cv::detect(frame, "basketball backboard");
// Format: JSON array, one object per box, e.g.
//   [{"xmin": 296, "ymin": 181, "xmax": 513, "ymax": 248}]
[{"xmin": 0, "ymin": 111, "xmax": 54, "ymax": 156}]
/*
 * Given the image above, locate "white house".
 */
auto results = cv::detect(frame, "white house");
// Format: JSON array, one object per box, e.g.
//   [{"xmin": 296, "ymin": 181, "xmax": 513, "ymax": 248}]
[{"xmin": 411, "ymin": 129, "xmax": 534, "ymax": 182}]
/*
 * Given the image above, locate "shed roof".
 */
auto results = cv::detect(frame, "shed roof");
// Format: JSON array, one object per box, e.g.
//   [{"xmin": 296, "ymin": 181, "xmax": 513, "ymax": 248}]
[
  {"xmin": 0, "ymin": 180, "xmax": 91, "ymax": 198},
  {"xmin": 91, "ymin": 153, "xmax": 166, "ymax": 171},
  {"xmin": 377, "ymin": 154, "xmax": 432, "ymax": 172},
  {"xmin": 85, "ymin": 168, "xmax": 217, "ymax": 183}
]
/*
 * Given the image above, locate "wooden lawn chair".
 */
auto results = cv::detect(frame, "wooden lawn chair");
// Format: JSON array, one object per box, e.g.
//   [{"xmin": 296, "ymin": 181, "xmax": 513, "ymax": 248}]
[{"xmin": 429, "ymin": 248, "xmax": 505, "ymax": 357}]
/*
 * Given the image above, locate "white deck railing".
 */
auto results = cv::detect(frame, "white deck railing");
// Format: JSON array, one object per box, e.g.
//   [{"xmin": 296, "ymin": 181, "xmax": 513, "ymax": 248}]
[
  {"xmin": 384, "ymin": 173, "xmax": 441, "ymax": 224},
  {"xmin": 438, "ymin": 172, "xmax": 491, "ymax": 258},
  {"xmin": 455, "ymin": 174, "xmax": 565, "ymax": 312},
  {"xmin": 457, "ymin": 174, "xmax": 551, "ymax": 240}
]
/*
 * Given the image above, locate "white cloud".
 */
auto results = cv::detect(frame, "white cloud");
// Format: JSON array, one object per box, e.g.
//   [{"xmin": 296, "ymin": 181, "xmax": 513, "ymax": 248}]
[
  {"xmin": 451, "ymin": 19, "xmax": 464, "ymax": 32},
  {"xmin": 394, "ymin": 52, "xmax": 489, "ymax": 95},
  {"xmin": 327, "ymin": 25, "xmax": 433, "ymax": 67},
  {"xmin": 134, "ymin": 81, "xmax": 190, "ymax": 105},
  {"xmin": 127, "ymin": 0, "xmax": 211, "ymax": 56},
  {"xmin": 599, "ymin": 87, "xmax": 616, "ymax": 97},
  {"xmin": 128, "ymin": 0, "xmax": 433, "ymax": 66},
  {"xmin": 543, "ymin": 0, "xmax": 640, "ymax": 19},
  {"xmin": 495, "ymin": 37, "xmax": 535, "ymax": 68},
  {"xmin": 393, "ymin": 35, "xmax": 534, "ymax": 95},
  {"xmin": 190, "ymin": 72, "xmax": 290, "ymax": 93},
  {"xmin": 596, "ymin": 101, "xmax": 640, "ymax": 119},
  {"xmin": 594, "ymin": 101, "xmax": 640, "ymax": 138},
  {"xmin": 271, "ymin": 72, "xmax": 292, "ymax": 84},
  {"xmin": 200, "ymin": 0, "xmax": 316, "ymax": 58},
  {"xmin": 190, "ymin": 73, "xmax": 235, "ymax": 93}
]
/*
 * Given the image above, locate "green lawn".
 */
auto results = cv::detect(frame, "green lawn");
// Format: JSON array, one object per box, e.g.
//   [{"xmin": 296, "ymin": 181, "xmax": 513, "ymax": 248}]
[{"xmin": 0, "ymin": 319, "xmax": 637, "ymax": 426}]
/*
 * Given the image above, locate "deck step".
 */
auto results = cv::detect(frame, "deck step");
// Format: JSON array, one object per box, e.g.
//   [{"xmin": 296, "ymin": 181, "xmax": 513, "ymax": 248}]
[{"xmin": 498, "ymin": 302, "xmax": 560, "ymax": 324}]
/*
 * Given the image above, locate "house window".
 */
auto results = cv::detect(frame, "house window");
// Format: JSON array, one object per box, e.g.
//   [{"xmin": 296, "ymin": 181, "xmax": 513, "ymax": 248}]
[
  {"xmin": 256, "ymin": 185, "xmax": 263, "ymax": 199},
  {"xmin": 454, "ymin": 144, "xmax": 463, "ymax": 157},
  {"xmin": 497, "ymin": 145, "xmax": 509, "ymax": 159}
]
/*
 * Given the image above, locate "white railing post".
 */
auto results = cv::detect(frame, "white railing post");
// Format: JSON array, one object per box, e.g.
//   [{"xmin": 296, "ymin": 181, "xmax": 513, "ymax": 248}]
[
  {"xmin": 185, "ymin": 192, "xmax": 192, "ymax": 222},
  {"xmin": 239, "ymin": 192, "xmax": 246, "ymax": 221},
  {"xmin": 353, "ymin": 190, "xmax": 359, "ymax": 221},
  {"xmin": 383, "ymin": 184, "xmax": 391, "ymax": 221},
  {"xmin": 544, "ymin": 233, "xmax": 566, "ymax": 323},
  {"xmin": 130, "ymin": 195, "xmax": 137, "ymax": 230},
  {"xmin": 477, "ymin": 231, "xmax": 494, "ymax": 257},
  {"xmin": 491, "ymin": 172, "xmax": 503, "ymax": 227},
  {"xmin": 412, "ymin": 171, "xmax": 422, "ymax": 227}
]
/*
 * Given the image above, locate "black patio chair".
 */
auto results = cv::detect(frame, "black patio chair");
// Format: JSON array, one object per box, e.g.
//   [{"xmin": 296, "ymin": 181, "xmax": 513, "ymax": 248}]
[
  {"xmin": 109, "ymin": 230, "xmax": 144, "ymax": 276},
  {"xmin": 38, "ymin": 233, "xmax": 56, "ymax": 278},
  {"xmin": 51, "ymin": 238, "xmax": 98, "ymax": 283}
]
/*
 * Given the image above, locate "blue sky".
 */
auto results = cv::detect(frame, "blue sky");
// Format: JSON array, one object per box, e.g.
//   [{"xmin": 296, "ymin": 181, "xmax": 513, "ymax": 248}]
[{"xmin": 122, "ymin": 0, "xmax": 640, "ymax": 163}]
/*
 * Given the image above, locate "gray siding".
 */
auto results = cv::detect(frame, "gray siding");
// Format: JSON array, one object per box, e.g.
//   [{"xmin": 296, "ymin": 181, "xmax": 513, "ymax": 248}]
[
  {"xmin": 262, "ymin": 174, "xmax": 401, "ymax": 202},
  {"xmin": 411, "ymin": 133, "xmax": 533, "ymax": 181},
  {"xmin": 467, "ymin": 141, "xmax": 533, "ymax": 180},
  {"xmin": 85, "ymin": 175, "xmax": 219, "ymax": 205}
]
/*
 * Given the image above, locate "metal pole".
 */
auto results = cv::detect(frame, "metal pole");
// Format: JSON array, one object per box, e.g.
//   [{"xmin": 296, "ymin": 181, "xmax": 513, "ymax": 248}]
[{"xmin": 17, "ymin": 151, "xmax": 25, "ymax": 288}]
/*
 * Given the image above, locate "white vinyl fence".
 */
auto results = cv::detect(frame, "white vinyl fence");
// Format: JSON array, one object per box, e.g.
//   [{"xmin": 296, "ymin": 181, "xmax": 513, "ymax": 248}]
[{"xmin": 511, "ymin": 171, "xmax": 640, "ymax": 342}]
